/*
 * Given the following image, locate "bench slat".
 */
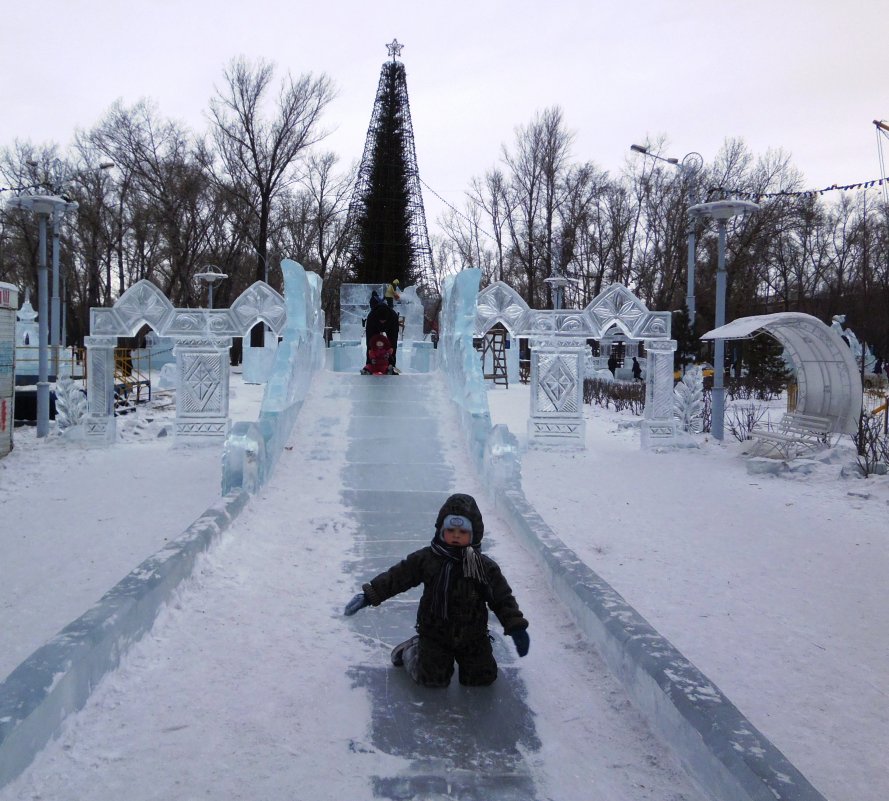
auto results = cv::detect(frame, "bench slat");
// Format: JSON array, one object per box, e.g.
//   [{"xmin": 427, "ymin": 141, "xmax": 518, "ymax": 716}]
[{"xmin": 750, "ymin": 411, "xmax": 833, "ymax": 459}]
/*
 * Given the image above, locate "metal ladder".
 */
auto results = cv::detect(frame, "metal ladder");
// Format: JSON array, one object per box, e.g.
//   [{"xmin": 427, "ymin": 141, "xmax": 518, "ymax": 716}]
[{"xmin": 481, "ymin": 328, "xmax": 509, "ymax": 387}]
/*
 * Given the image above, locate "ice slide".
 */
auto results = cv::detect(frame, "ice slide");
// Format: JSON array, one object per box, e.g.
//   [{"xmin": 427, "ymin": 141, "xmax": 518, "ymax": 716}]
[{"xmin": 0, "ymin": 369, "xmax": 707, "ymax": 801}]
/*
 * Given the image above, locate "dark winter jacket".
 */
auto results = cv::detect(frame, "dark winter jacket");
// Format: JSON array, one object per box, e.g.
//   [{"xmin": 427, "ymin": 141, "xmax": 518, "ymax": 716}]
[
  {"xmin": 365, "ymin": 303, "xmax": 400, "ymax": 345},
  {"xmin": 362, "ymin": 494, "xmax": 528, "ymax": 637}
]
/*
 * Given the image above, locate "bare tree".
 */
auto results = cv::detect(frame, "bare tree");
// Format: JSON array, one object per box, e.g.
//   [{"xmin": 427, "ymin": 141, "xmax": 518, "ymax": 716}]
[
  {"xmin": 208, "ymin": 58, "xmax": 335, "ymax": 284},
  {"xmin": 87, "ymin": 101, "xmax": 219, "ymax": 308},
  {"xmin": 471, "ymin": 169, "xmax": 510, "ymax": 281},
  {"xmin": 300, "ymin": 151, "xmax": 355, "ymax": 282},
  {"xmin": 499, "ymin": 106, "xmax": 574, "ymax": 307},
  {"xmin": 208, "ymin": 58, "xmax": 334, "ymax": 344}
]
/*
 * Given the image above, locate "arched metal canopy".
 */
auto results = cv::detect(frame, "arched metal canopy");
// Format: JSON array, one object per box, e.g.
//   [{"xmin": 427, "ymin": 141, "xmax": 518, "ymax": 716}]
[{"xmin": 701, "ymin": 312, "xmax": 862, "ymax": 434}]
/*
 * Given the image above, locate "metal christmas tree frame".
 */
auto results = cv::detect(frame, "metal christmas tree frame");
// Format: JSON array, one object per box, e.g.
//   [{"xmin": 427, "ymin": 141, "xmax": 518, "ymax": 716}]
[{"xmin": 347, "ymin": 40, "xmax": 434, "ymax": 287}]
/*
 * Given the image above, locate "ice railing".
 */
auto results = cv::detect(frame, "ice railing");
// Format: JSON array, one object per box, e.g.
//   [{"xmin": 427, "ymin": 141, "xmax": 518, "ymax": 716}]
[
  {"xmin": 439, "ymin": 268, "xmax": 521, "ymax": 488},
  {"xmin": 222, "ymin": 259, "xmax": 324, "ymax": 494}
]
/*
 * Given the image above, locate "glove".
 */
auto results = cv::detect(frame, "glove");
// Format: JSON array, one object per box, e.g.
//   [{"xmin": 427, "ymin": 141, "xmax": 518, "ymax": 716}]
[
  {"xmin": 344, "ymin": 592, "xmax": 369, "ymax": 616},
  {"xmin": 509, "ymin": 628, "xmax": 530, "ymax": 657}
]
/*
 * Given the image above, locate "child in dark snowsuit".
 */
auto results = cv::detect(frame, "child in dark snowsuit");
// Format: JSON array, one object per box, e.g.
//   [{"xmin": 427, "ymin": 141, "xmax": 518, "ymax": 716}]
[
  {"xmin": 344, "ymin": 493, "xmax": 529, "ymax": 688},
  {"xmin": 361, "ymin": 333, "xmax": 395, "ymax": 375}
]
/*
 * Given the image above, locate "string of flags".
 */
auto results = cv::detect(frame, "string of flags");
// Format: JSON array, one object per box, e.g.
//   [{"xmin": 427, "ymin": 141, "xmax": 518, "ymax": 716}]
[
  {"xmin": 0, "ymin": 183, "xmax": 45, "ymax": 195},
  {"xmin": 707, "ymin": 177, "xmax": 888, "ymax": 202},
  {"xmin": 419, "ymin": 177, "xmax": 498, "ymax": 243}
]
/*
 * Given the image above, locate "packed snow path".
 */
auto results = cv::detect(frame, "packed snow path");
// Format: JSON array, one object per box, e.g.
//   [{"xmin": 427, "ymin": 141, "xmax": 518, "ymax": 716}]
[{"xmin": 1, "ymin": 370, "xmax": 706, "ymax": 801}]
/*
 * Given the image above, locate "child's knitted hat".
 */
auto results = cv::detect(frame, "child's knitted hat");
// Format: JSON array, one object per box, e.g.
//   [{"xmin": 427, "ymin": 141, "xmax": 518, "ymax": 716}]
[
  {"xmin": 441, "ymin": 514, "xmax": 472, "ymax": 535},
  {"xmin": 435, "ymin": 494, "xmax": 484, "ymax": 546}
]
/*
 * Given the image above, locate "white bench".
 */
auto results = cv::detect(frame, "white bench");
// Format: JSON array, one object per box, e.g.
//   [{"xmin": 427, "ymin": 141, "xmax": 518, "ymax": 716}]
[{"xmin": 750, "ymin": 412, "xmax": 833, "ymax": 459}]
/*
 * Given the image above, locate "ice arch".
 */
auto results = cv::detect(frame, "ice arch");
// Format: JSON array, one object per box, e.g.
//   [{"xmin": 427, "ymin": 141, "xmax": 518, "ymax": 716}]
[
  {"xmin": 85, "ymin": 278, "xmax": 288, "ymax": 442},
  {"xmin": 701, "ymin": 312, "xmax": 862, "ymax": 434},
  {"xmin": 474, "ymin": 281, "xmax": 676, "ymax": 447}
]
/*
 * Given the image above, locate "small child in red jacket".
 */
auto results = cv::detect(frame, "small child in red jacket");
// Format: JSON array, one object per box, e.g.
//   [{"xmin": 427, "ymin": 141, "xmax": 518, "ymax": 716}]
[{"xmin": 361, "ymin": 333, "xmax": 394, "ymax": 375}]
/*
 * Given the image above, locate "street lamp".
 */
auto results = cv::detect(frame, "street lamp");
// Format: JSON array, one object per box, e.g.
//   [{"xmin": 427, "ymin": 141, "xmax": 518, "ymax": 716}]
[
  {"xmin": 544, "ymin": 234, "xmax": 571, "ymax": 310},
  {"xmin": 50, "ymin": 198, "xmax": 79, "ymax": 375},
  {"xmin": 630, "ymin": 144, "xmax": 704, "ymax": 326},
  {"xmin": 544, "ymin": 274, "xmax": 571, "ymax": 310},
  {"xmin": 252, "ymin": 247, "xmax": 276, "ymax": 285},
  {"xmin": 195, "ymin": 265, "xmax": 228, "ymax": 309},
  {"xmin": 26, "ymin": 159, "xmax": 115, "ymax": 374},
  {"xmin": 687, "ymin": 199, "xmax": 760, "ymax": 441},
  {"xmin": 4, "ymin": 194, "xmax": 75, "ymax": 437}
]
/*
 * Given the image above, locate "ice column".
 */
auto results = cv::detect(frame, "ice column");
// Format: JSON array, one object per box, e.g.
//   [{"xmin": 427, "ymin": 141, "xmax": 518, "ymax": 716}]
[
  {"xmin": 641, "ymin": 338, "xmax": 679, "ymax": 447},
  {"xmin": 84, "ymin": 335, "xmax": 117, "ymax": 442},
  {"xmin": 528, "ymin": 339, "xmax": 586, "ymax": 446},
  {"xmin": 173, "ymin": 335, "xmax": 232, "ymax": 437}
]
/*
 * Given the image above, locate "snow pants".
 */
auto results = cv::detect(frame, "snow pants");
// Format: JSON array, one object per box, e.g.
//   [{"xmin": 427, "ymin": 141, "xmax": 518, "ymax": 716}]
[{"xmin": 405, "ymin": 629, "xmax": 498, "ymax": 688}]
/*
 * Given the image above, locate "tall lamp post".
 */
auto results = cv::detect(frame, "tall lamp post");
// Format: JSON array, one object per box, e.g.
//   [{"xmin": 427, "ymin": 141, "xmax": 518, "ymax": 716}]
[
  {"xmin": 630, "ymin": 144, "xmax": 704, "ymax": 326},
  {"xmin": 26, "ymin": 159, "xmax": 115, "ymax": 374},
  {"xmin": 544, "ymin": 234, "xmax": 572, "ymax": 310},
  {"xmin": 50, "ymin": 199, "xmax": 79, "ymax": 375},
  {"xmin": 687, "ymin": 199, "xmax": 760, "ymax": 441},
  {"xmin": 4, "ymin": 194, "xmax": 75, "ymax": 437},
  {"xmin": 195, "ymin": 265, "xmax": 228, "ymax": 309}
]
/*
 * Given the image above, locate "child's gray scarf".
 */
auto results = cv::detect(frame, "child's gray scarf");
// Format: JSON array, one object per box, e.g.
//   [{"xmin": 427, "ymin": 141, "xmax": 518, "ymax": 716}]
[{"xmin": 429, "ymin": 540, "xmax": 488, "ymax": 619}]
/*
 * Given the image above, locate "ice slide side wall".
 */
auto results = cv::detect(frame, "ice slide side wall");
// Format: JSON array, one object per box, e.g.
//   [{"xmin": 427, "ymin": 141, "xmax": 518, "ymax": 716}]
[
  {"xmin": 440, "ymin": 268, "xmax": 827, "ymax": 801},
  {"xmin": 0, "ymin": 262, "xmax": 323, "ymax": 790}
]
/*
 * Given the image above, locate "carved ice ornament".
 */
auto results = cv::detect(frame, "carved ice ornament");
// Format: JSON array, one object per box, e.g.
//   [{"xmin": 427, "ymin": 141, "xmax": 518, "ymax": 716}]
[
  {"xmin": 117, "ymin": 280, "xmax": 175, "ymax": 332},
  {"xmin": 91, "ymin": 280, "xmax": 176, "ymax": 336},
  {"xmin": 168, "ymin": 310, "xmax": 229, "ymax": 336},
  {"xmin": 230, "ymin": 282, "xmax": 287, "ymax": 334},
  {"xmin": 475, "ymin": 282, "xmax": 529, "ymax": 336},
  {"xmin": 585, "ymin": 284, "xmax": 646, "ymax": 336},
  {"xmin": 640, "ymin": 315, "xmax": 668, "ymax": 336},
  {"xmin": 89, "ymin": 279, "xmax": 287, "ymax": 339},
  {"xmin": 554, "ymin": 313, "xmax": 586, "ymax": 333}
]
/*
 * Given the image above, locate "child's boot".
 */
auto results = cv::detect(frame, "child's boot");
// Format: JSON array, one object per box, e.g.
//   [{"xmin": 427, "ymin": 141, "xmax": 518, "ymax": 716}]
[{"xmin": 390, "ymin": 635, "xmax": 419, "ymax": 667}]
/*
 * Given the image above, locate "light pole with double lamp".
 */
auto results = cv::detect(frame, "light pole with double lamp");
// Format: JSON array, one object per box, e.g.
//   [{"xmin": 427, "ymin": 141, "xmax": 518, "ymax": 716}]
[
  {"xmin": 630, "ymin": 144, "xmax": 704, "ymax": 327},
  {"xmin": 687, "ymin": 199, "xmax": 760, "ymax": 441},
  {"xmin": 195, "ymin": 265, "xmax": 229, "ymax": 310},
  {"xmin": 4, "ymin": 194, "xmax": 75, "ymax": 437},
  {"xmin": 25, "ymin": 159, "xmax": 115, "ymax": 373}
]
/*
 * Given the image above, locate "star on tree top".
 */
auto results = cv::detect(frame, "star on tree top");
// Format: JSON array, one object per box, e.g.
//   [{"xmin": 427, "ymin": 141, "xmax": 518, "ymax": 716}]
[{"xmin": 386, "ymin": 39, "xmax": 404, "ymax": 60}]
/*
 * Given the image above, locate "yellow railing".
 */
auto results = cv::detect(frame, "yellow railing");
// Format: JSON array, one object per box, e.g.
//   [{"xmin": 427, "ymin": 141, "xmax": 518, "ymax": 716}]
[
  {"xmin": 864, "ymin": 388, "xmax": 889, "ymax": 435},
  {"xmin": 114, "ymin": 348, "xmax": 151, "ymax": 406},
  {"xmin": 13, "ymin": 346, "xmax": 86, "ymax": 381}
]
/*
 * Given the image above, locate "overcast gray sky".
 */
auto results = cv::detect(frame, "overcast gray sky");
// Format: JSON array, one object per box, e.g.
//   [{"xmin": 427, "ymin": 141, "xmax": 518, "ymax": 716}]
[{"xmin": 2, "ymin": 0, "xmax": 888, "ymax": 235}]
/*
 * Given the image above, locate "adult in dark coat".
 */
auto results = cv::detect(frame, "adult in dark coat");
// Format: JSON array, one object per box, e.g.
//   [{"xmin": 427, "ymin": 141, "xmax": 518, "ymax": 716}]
[
  {"xmin": 365, "ymin": 302, "xmax": 400, "ymax": 367},
  {"xmin": 343, "ymin": 493, "xmax": 529, "ymax": 687},
  {"xmin": 632, "ymin": 357, "xmax": 642, "ymax": 381}
]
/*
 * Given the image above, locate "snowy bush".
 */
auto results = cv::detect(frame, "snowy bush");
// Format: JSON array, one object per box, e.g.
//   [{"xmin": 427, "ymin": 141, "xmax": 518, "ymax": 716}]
[
  {"xmin": 727, "ymin": 403, "xmax": 767, "ymax": 443},
  {"xmin": 852, "ymin": 412, "xmax": 889, "ymax": 477},
  {"xmin": 725, "ymin": 375, "xmax": 786, "ymax": 402},
  {"xmin": 582, "ymin": 378, "xmax": 645, "ymax": 415}
]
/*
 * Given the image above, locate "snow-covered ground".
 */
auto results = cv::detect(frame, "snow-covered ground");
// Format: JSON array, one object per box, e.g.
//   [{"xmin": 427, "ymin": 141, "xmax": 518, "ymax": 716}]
[
  {"xmin": 0, "ymin": 371, "xmax": 265, "ymax": 680},
  {"xmin": 1, "ymin": 369, "xmax": 886, "ymax": 801},
  {"xmin": 488, "ymin": 384, "xmax": 889, "ymax": 801},
  {"xmin": 2, "ymin": 369, "xmax": 708, "ymax": 801}
]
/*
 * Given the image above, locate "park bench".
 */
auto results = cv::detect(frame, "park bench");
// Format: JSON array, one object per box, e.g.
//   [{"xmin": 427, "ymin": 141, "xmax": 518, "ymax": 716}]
[{"xmin": 750, "ymin": 412, "xmax": 834, "ymax": 459}]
